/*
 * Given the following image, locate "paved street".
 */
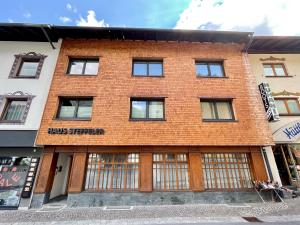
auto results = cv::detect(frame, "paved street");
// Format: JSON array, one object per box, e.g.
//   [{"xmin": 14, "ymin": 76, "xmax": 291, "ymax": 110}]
[{"xmin": 0, "ymin": 198, "xmax": 300, "ymax": 224}]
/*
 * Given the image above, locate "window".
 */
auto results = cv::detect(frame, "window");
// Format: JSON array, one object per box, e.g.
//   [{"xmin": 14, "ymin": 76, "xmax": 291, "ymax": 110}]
[
  {"xmin": 202, "ymin": 153, "xmax": 253, "ymax": 189},
  {"xmin": 9, "ymin": 52, "xmax": 47, "ymax": 79},
  {"xmin": 153, "ymin": 153, "xmax": 189, "ymax": 191},
  {"xmin": 196, "ymin": 62, "xmax": 224, "ymax": 77},
  {"xmin": 275, "ymin": 98, "xmax": 300, "ymax": 115},
  {"xmin": 130, "ymin": 98, "xmax": 165, "ymax": 120},
  {"xmin": 132, "ymin": 60, "xmax": 163, "ymax": 76},
  {"xmin": 85, "ymin": 153, "xmax": 139, "ymax": 191},
  {"xmin": 1, "ymin": 99, "xmax": 28, "ymax": 122},
  {"xmin": 263, "ymin": 63, "xmax": 287, "ymax": 77},
  {"xmin": 57, "ymin": 98, "xmax": 93, "ymax": 119},
  {"xmin": 201, "ymin": 99, "xmax": 234, "ymax": 121},
  {"xmin": 67, "ymin": 58, "xmax": 99, "ymax": 75}
]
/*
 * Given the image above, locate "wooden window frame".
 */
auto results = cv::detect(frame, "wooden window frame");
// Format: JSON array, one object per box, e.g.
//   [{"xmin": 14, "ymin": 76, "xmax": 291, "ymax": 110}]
[
  {"xmin": 153, "ymin": 153, "xmax": 190, "ymax": 191},
  {"xmin": 275, "ymin": 98, "xmax": 300, "ymax": 116},
  {"xmin": 0, "ymin": 98, "xmax": 29, "ymax": 124},
  {"xmin": 56, "ymin": 97, "xmax": 93, "ymax": 120},
  {"xmin": 85, "ymin": 153, "xmax": 140, "ymax": 192},
  {"xmin": 67, "ymin": 58, "xmax": 99, "ymax": 76},
  {"xmin": 132, "ymin": 59, "xmax": 164, "ymax": 77},
  {"xmin": 202, "ymin": 153, "xmax": 253, "ymax": 190},
  {"xmin": 200, "ymin": 99, "xmax": 235, "ymax": 122},
  {"xmin": 195, "ymin": 61, "xmax": 225, "ymax": 78},
  {"xmin": 130, "ymin": 97, "xmax": 165, "ymax": 121},
  {"xmin": 263, "ymin": 63, "xmax": 288, "ymax": 77},
  {"xmin": 9, "ymin": 52, "xmax": 47, "ymax": 79}
]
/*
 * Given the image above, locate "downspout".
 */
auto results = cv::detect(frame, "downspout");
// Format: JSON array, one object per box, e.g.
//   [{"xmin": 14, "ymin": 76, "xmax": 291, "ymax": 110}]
[{"xmin": 41, "ymin": 25, "xmax": 56, "ymax": 50}]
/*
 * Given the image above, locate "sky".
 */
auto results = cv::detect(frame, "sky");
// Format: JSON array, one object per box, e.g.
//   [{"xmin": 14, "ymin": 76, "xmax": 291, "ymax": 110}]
[{"xmin": 1, "ymin": 0, "xmax": 299, "ymax": 35}]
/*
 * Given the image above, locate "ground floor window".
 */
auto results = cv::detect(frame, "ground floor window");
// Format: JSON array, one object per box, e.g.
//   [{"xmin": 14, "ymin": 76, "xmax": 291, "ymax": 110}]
[
  {"xmin": 85, "ymin": 153, "xmax": 139, "ymax": 191},
  {"xmin": 202, "ymin": 153, "xmax": 253, "ymax": 189},
  {"xmin": 153, "ymin": 153, "xmax": 189, "ymax": 191}
]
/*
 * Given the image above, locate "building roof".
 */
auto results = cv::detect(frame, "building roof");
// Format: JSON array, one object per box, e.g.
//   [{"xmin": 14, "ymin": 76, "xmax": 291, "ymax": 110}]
[
  {"xmin": 0, "ymin": 23, "xmax": 252, "ymax": 45},
  {"xmin": 248, "ymin": 36, "xmax": 300, "ymax": 54}
]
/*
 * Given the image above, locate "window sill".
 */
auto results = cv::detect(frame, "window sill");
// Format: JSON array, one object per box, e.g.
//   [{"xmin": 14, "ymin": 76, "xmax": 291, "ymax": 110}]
[
  {"xmin": 9, "ymin": 76, "xmax": 38, "ymax": 79},
  {"xmin": 0, "ymin": 120, "xmax": 24, "ymax": 124},
  {"xmin": 66, "ymin": 74, "xmax": 98, "ymax": 77},
  {"xmin": 129, "ymin": 118, "xmax": 166, "ymax": 121},
  {"xmin": 264, "ymin": 75, "xmax": 293, "ymax": 78},
  {"xmin": 279, "ymin": 114, "xmax": 300, "ymax": 116},
  {"xmin": 196, "ymin": 76, "xmax": 228, "ymax": 79},
  {"xmin": 132, "ymin": 75, "xmax": 164, "ymax": 78},
  {"xmin": 202, "ymin": 119, "xmax": 238, "ymax": 122},
  {"xmin": 54, "ymin": 118, "xmax": 92, "ymax": 121}
]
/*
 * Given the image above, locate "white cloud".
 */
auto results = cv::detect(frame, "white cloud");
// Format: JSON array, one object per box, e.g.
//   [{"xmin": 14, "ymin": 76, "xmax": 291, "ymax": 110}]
[
  {"xmin": 8, "ymin": 18, "xmax": 13, "ymax": 23},
  {"xmin": 59, "ymin": 16, "xmax": 72, "ymax": 23},
  {"xmin": 66, "ymin": 3, "xmax": 77, "ymax": 13},
  {"xmin": 175, "ymin": 0, "xmax": 300, "ymax": 35},
  {"xmin": 66, "ymin": 3, "xmax": 72, "ymax": 10},
  {"xmin": 76, "ymin": 10, "xmax": 108, "ymax": 27},
  {"xmin": 23, "ymin": 12, "xmax": 31, "ymax": 19}
]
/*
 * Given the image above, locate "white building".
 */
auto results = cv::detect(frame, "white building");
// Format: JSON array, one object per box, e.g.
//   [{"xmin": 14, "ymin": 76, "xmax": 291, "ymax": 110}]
[
  {"xmin": 249, "ymin": 36, "xmax": 300, "ymax": 189},
  {"xmin": 0, "ymin": 24, "xmax": 61, "ymax": 209}
]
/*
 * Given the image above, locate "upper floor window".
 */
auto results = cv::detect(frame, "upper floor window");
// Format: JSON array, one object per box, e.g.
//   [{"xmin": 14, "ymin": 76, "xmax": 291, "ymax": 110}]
[
  {"xmin": 201, "ymin": 99, "xmax": 234, "ymax": 121},
  {"xmin": 67, "ymin": 58, "xmax": 99, "ymax": 75},
  {"xmin": 196, "ymin": 62, "xmax": 224, "ymax": 77},
  {"xmin": 263, "ymin": 63, "xmax": 287, "ymax": 77},
  {"xmin": 9, "ymin": 52, "xmax": 47, "ymax": 79},
  {"xmin": 132, "ymin": 60, "xmax": 163, "ymax": 77},
  {"xmin": 0, "ymin": 99, "xmax": 28, "ymax": 123},
  {"xmin": 56, "ymin": 98, "xmax": 93, "ymax": 119},
  {"xmin": 275, "ymin": 98, "xmax": 300, "ymax": 115},
  {"xmin": 130, "ymin": 98, "xmax": 165, "ymax": 120}
]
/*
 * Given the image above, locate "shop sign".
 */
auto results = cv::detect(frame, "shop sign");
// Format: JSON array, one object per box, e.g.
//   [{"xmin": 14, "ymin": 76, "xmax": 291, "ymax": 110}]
[
  {"xmin": 21, "ymin": 157, "xmax": 39, "ymax": 198},
  {"xmin": 258, "ymin": 82, "xmax": 280, "ymax": 122},
  {"xmin": 48, "ymin": 128, "xmax": 104, "ymax": 135},
  {"xmin": 273, "ymin": 120, "xmax": 300, "ymax": 142}
]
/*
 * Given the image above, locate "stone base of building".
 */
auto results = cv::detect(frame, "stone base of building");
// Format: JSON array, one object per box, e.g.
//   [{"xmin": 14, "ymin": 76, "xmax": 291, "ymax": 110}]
[{"xmin": 67, "ymin": 191, "xmax": 271, "ymax": 207}]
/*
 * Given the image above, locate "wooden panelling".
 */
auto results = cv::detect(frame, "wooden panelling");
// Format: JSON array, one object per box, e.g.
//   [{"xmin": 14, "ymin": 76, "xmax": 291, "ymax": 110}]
[
  {"xmin": 139, "ymin": 152, "xmax": 153, "ymax": 192},
  {"xmin": 68, "ymin": 153, "xmax": 87, "ymax": 193},
  {"xmin": 34, "ymin": 150, "xmax": 58, "ymax": 193},
  {"xmin": 189, "ymin": 152, "xmax": 204, "ymax": 191},
  {"xmin": 251, "ymin": 151, "xmax": 268, "ymax": 181}
]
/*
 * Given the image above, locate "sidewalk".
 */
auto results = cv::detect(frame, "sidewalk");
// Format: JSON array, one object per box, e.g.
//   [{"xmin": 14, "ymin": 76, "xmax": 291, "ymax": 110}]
[{"xmin": 0, "ymin": 198, "xmax": 299, "ymax": 224}]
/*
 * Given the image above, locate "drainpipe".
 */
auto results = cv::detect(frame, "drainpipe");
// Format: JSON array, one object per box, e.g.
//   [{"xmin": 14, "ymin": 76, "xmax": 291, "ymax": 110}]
[{"xmin": 40, "ymin": 25, "xmax": 56, "ymax": 50}]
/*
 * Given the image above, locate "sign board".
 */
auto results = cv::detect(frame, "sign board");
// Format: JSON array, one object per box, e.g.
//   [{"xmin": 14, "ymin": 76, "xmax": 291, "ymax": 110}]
[
  {"xmin": 273, "ymin": 120, "xmax": 300, "ymax": 143},
  {"xmin": 258, "ymin": 82, "xmax": 280, "ymax": 122},
  {"xmin": 48, "ymin": 128, "xmax": 104, "ymax": 135},
  {"xmin": 21, "ymin": 157, "xmax": 39, "ymax": 198}
]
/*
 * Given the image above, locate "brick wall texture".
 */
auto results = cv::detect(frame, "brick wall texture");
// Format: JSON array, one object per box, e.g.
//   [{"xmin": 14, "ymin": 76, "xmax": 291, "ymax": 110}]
[{"xmin": 36, "ymin": 39, "xmax": 274, "ymax": 146}]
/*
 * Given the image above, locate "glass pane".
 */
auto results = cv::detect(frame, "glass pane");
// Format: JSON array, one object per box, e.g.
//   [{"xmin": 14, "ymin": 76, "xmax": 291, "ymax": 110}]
[
  {"xmin": 19, "ymin": 61, "xmax": 39, "ymax": 77},
  {"xmin": 263, "ymin": 64, "xmax": 274, "ymax": 76},
  {"xmin": 209, "ymin": 64, "xmax": 224, "ymax": 77},
  {"xmin": 287, "ymin": 99, "xmax": 300, "ymax": 114},
  {"xmin": 4, "ymin": 100, "xmax": 27, "ymax": 121},
  {"xmin": 131, "ymin": 101, "xmax": 146, "ymax": 118},
  {"xmin": 133, "ymin": 62, "xmax": 147, "ymax": 76},
  {"xmin": 69, "ymin": 61, "xmax": 84, "ymax": 74},
  {"xmin": 274, "ymin": 64, "xmax": 286, "ymax": 76},
  {"xmin": 77, "ymin": 100, "xmax": 93, "ymax": 118},
  {"xmin": 196, "ymin": 63, "xmax": 209, "ymax": 76},
  {"xmin": 59, "ymin": 99, "xmax": 77, "ymax": 118},
  {"xmin": 275, "ymin": 100, "xmax": 288, "ymax": 114},
  {"xmin": 216, "ymin": 102, "xmax": 233, "ymax": 119},
  {"xmin": 84, "ymin": 61, "xmax": 99, "ymax": 75},
  {"xmin": 149, "ymin": 63, "xmax": 163, "ymax": 76},
  {"xmin": 149, "ymin": 101, "xmax": 164, "ymax": 119},
  {"xmin": 201, "ymin": 102, "xmax": 216, "ymax": 119}
]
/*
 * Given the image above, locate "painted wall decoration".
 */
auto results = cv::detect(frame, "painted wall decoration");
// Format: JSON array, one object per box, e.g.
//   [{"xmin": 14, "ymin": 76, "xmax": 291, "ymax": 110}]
[{"xmin": 273, "ymin": 120, "xmax": 300, "ymax": 142}]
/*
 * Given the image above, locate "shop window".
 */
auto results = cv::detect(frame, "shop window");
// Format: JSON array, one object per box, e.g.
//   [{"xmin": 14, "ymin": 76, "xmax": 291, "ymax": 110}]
[
  {"xmin": 200, "ymin": 99, "xmax": 235, "ymax": 121},
  {"xmin": 196, "ymin": 61, "xmax": 225, "ymax": 77},
  {"xmin": 263, "ymin": 63, "xmax": 288, "ymax": 77},
  {"xmin": 275, "ymin": 98, "xmax": 300, "ymax": 115},
  {"xmin": 153, "ymin": 153, "xmax": 189, "ymax": 191},
  {"xmin": 67, "ymin": 58, "xmax": 99, "ymax": 75},
  {"xmin": 85, "ymin": 153, "xmax": 139, "ymax": 191},
  {"xmin": 9, "ymin": 52, "xmax": 47, "ymax": 79},
  {"xmin": 0, "ymin": 99, "xmax": 28, "ymax": 123},
  {"xmin": 130, "ymin": 98, "xmax": 165, "ymax": 120},
  {"xmin": 132, "ymin": 60, "xmax": 163, "ymax": 77},
  {"xmin": 202, "ymin": 153, "xmax": 253, "ymax": 189},
  {"xmin": 56, "ymin": 98, "xmax": 93, "ymax": 119}
]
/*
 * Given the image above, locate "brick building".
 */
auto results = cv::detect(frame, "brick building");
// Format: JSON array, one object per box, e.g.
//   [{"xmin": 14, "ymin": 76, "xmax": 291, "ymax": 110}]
[{"xmin": 32, "ymin": 27, "xmax": 274, "ymax": 207}]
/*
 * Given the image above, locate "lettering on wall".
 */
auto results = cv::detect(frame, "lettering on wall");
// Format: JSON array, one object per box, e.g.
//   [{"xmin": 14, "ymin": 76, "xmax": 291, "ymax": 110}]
[
  {"xmin": 48, "ymin": 128, "xmax": 105, "ymax": 135},
  {"xmin": 273, "ymin": 120, "xmax": 300, "ymax": 142},
  {"xmin": 258, "ymin": 82, "xmax": 280, "ymax": 122},
  {"xmin": 21, "ymin": 157, "xmax": 40, "ymax": 198}
]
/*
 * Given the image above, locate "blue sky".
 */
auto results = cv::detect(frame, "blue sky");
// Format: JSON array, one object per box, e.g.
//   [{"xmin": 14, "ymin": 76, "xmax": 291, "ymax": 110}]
[{"xmin": 1, "ymin": 0, "xmax": 299, "ymax": 35}]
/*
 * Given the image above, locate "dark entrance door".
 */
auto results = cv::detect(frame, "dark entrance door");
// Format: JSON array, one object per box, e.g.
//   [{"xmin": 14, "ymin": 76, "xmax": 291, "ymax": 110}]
[{"xmin": 274, "ymin": 146, "xmax": 291, "ymax": 185}]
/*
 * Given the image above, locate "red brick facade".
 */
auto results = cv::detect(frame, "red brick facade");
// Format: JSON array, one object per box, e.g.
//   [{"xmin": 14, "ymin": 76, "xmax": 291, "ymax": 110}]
[{"xmin": 36, "ymin": 39, "xmax": 273, "ymax": 146}]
